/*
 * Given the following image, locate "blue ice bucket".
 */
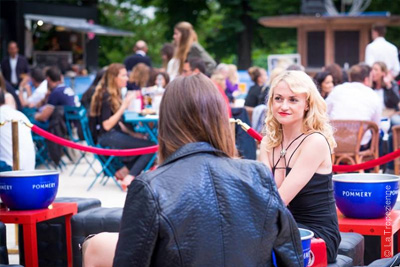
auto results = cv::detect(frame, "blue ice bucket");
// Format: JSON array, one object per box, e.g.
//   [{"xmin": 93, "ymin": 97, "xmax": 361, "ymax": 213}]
[
  {"xmin": 333, "ymin": 173, "xmax": 399, "ymax": 219},
  {"xmin": 0, "ymin": 170, "xmax": 59, "ymax": 210},
  {"xmin": 299, "ymin": 228, "xmax": 313, "ymax": 267}
]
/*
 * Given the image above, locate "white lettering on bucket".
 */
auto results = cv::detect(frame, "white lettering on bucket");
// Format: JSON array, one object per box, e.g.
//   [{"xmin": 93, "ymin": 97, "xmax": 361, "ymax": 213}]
[
  {"xmin": 0, "ymin": 184, "xmax": 12, "ymax": 190},
  {"xmin": 32, "ymin": 183, "xmax": 56, "ymax": 190},
  {"xmin": 342, "ymin": 191, "xmax": 372, "ymax": 197}
]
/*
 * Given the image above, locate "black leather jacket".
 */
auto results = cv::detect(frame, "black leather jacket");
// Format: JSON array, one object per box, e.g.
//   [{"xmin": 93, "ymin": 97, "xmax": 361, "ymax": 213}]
[{"xmin": 113, "ymin": 142, "xmax": 303, "ymax": 267}]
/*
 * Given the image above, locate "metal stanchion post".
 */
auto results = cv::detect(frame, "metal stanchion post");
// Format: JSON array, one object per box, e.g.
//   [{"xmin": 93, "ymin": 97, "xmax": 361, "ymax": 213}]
[
  {"xmin": 9, "ymin": 120, "xmax": 19, "ymax": 254},
  {"xmin": 12, "ymin": 120, "xmax": 19, "ymax": 171}
]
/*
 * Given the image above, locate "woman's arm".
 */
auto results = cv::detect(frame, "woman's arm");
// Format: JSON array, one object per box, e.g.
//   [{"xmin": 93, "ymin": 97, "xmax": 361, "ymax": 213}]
[
  {"xmin": 102, "ymin": 93, "xmax": 135, "ymax": 131},
  {"xmin": 278, "ymin": 134, "xmax": 330, "ymax": 205},
  {"xmin": 113, "ymin": 180, "xmax": 158, "ymax": 266},
  {"xmin": 259, "ymin": 137, "xmax": 272, "ymax": 170}
]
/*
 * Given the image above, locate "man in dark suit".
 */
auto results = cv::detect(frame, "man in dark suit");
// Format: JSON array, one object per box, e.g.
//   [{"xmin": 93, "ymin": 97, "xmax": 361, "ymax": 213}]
[
  {"xmin": 124, "ymin": 40, "xmax": 152, "ymax": 71},
  {"xmin": 1, "ymin": 41, "xmax": 29, "ymax": 88}
]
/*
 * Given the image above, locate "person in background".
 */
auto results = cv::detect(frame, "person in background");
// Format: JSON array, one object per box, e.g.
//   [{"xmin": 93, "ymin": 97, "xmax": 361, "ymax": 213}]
[
  {"xmin": 244, "ymin": 67, "xmax": 268, "ymax": 114},
  {"xmin": 314, "ymin": 71, "xmax": 334, "ymax": 99},
  {"xmin": 1, "ymin": 41, "xmax": 29, "ymax": 89},
  {"xmin": 167, "ymin": 21, "xmax": 216, "ymax": 80},
  {"xmin": 127, "ymin": 63, "xmax": 150, "ymax": 91},
  {"xmin": 260, "ymin": 70, "xmax": 340, "ymax": 263},
  {"xmin": 225, "ymin": 64, "xmax": 240, "ymax": 101},
  {"xmin": 182, "ymin": 57, "xmax": 206, "ymax": 77},
  {"xmin": 371, "ymin": 61, "xmax": 400, "ymax": 124},
  {"xmin": 160, "ymin": 43, "xmax": 174, "ymax": 72},
  {"xmin": 365, "ymin": 24, "xmax": 400, "ymax": 78},
  {"xmin": 81, "ymin": 68, "xmax": 107, "ymax": 111},
  {"xmin": 324, "ymin": 63, "xmax": 347, "ymax": 86},
  {"xmin": 148, "ymin": 71, "xmax": 169, "ymax": 88},
  {"xmin": 90, "ymin": 63, "xmax": 154, "ymax": 189},
  {"xmin": 0, "ymin": 89, "xmax": 35, "ymax": 171},
  {"xmin": 34, "ymin": 67, "xmax": 77, "ymax": 128},
  {"xmin": 82, "ymin": 74, "xmax": 303, "ymax": 267},
  {"xmin": 18, "ymin": 67, "xmax": 48, "ymax": 108},
  {"xmin": 211, "ymin": 72, "xmax": 232, "ymax": 117},
  {"xmin": 124, "ymin": 40, "xmax": 152, "ymax": 71},
  {"xmin": 326, "ymin": 64, "xmax": 381, "ymax": 147}
]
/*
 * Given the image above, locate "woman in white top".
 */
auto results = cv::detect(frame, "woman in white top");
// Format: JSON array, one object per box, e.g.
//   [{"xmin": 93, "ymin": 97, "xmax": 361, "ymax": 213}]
[{"xmin": 167, "ymin": 21, "xmax": 216, "ymax": 80}]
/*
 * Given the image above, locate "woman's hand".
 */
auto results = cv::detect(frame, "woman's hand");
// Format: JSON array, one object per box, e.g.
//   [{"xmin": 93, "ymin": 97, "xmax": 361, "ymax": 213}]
[{"xmin": 384, "ymin": 73, "xmax": 394, "ymax": 89}]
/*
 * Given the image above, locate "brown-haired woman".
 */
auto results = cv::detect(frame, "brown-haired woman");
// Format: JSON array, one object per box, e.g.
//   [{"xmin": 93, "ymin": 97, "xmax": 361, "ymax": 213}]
[
  {"xmin": 90, "ymin": 63, "xmax": 154, "ymax": 189},
  {"xmin": 167, "ymin": 21, "xmax": 216, "ymax": 80},
  {"xmin": 127, "ymin": 63, "xmax": 150, "ymax": 91},
  {"xmin": 83, "ymin": 74, "xmax": 303, "ymax": 267},
  {"xmin": 244, "ymin": 66, "xmax": 268, "ymax": 108}
]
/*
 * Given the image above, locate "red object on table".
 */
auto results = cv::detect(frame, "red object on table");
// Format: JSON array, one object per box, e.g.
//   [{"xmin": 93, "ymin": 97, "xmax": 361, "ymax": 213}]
[
  {"xmin": 0, "ymin": 202, "xmax": 77, "ymax": 267},
  {"xmin": 310, "ymin": 238, "xmax": 328, "ymax": 267},
  {"xmin": 337, "ymin": 209, "xmax": 400, "ymax": 259}
]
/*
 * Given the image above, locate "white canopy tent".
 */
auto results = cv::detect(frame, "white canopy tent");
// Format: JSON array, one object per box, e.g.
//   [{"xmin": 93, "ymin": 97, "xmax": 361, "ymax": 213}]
[{"xmin": 24, "ymin": 14, "xmax": 133, "ymax": 37}]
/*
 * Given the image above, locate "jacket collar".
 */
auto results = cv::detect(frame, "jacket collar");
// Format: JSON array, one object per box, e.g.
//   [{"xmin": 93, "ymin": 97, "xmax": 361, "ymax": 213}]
[{"xmin": 161, "ymin": 142, "xmax": 227, "ymax": 167}]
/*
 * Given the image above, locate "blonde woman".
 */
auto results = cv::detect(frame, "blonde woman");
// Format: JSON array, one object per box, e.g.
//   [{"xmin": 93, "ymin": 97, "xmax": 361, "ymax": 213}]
[
  {"xmin": 127, "ymin": 63, "xmax": 150, "ymax": 91},
  {"xmin": 167, "ymin": 21, "xmax": 216, "ymax": 80},
  {"xmin": 226, "ymin": 64, "xmax": 239, "ymax": 95},
  {"xmin": 260, "ymin": 70, "xmax": 340, "ymax": 263}
]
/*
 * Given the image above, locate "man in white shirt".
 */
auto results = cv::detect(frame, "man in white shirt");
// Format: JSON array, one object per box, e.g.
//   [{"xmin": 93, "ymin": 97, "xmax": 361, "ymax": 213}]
[
  {"xmin": 0, "ymin": 90, "xmax": 35, "ymax": 170},
  {"xmin": 326, "ymin": 64, "xmax": 381, "ymax": 145},
  {"xmin": 365, "ymin": 24, "xmax": 400, "ymax": 77}
]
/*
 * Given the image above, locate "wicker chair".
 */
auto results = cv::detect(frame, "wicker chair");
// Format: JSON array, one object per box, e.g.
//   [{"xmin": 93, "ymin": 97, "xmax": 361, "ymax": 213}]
[
  {"xmin": 392, "ymin": 125, "xmax": 400, "ymax": 175},
  {"xmin": 331, "ymin": 120, "xmax": 380, "ymax": 173}
]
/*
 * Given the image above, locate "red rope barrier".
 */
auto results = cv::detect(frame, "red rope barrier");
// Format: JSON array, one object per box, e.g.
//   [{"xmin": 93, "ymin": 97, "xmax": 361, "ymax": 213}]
[
  {"xmin": 31, "ymin": 125, "xmax": 159, "ymax": 156},
  {"xmin": 23, "ymin": 120, "xmax": 400, "ymax": 172},
  {"xmin": 238, "ymin": 121, "xmax": 400, "ymax": 173}
]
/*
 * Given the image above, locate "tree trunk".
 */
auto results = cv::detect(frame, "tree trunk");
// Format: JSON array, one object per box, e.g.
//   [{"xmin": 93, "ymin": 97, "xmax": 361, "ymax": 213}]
[{"xmin": 237, "ymin": 0, "xmax": 254, "ymax": 70}]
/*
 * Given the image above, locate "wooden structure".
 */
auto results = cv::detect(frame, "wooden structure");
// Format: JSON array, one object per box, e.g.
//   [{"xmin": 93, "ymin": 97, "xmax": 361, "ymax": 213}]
[{"xmin": 259, "ymin": 14, "xmax": 400, "ymax": 71}]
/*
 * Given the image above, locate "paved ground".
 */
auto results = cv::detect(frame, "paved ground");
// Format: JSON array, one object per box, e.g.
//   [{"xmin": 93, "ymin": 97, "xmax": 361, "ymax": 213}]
[{"xmin": 6, "ymin": 153, "xmax": 127, "ymax": 264}]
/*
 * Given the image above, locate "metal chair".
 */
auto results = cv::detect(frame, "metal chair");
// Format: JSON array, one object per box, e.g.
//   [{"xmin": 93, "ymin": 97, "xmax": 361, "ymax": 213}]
[
  {"xmin": 331, "ymin": 120, "xmax": 380, "ymax": 173},
  {"xmin": 74, "ymin": 108, "xmax": 123, "ymax": 191},
  {"xmin": 64, "ymin": 106, "xmax": 97, "ymax": 176}
]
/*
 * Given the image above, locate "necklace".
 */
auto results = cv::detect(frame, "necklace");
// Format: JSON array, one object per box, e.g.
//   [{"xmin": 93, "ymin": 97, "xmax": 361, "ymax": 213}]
[{"xmin": 280, "ymin": 133, "xmax": 305, "ymax": 158}]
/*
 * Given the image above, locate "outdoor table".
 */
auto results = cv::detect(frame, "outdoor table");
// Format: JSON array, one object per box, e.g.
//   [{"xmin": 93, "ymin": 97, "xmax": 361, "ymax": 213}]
[
  {"xmin": 0, "ymin": 202, "xmax": 77, "ymax": 267},
  {"xmin": 337, "ymin": 209, "xmax": 400, "ymax": 258},
  {"xmin": 124, "ymin": 111, "xmax": 159, "ymax": 143}
]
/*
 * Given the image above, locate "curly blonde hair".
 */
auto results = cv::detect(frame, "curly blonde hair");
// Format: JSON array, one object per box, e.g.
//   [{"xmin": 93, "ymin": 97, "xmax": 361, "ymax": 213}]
[{"xmin": 264, "ymin": 70, "xmax": 336, "ymax": 151}]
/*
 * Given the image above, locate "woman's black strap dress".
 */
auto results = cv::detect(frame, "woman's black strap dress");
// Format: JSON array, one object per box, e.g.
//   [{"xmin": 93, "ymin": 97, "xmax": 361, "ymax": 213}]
[{"xmin": 272, "ymin": 132, "xmax": 341, "ymax": 263}]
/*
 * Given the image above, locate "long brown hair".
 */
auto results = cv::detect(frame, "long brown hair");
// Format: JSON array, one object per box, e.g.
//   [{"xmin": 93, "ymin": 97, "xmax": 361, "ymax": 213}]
[
  {"xmin": 90, "ymin": 63, "xmax": 125, "ymax": 116},
  {"xmin": 174, "ymin": 21, "xmax": 198, "ymax": 74},
  {"xmin": 158, "ymin": 73, "xmax": 235, "ymax": 163},
  {"xmin": 128, "ymin": 63, "xmax": 150, "ymax": 88},
  {"xmin": 372, "ymin": 61, "xmax": 388, "ymax": 89}
]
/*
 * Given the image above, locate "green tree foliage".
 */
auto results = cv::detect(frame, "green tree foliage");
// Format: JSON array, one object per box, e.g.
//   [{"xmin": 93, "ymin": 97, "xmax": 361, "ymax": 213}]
[
  {"xmin": 97, "ymin": 0, "xmax": 400, "ymax": 70},
  {"xmin": 97, "ymin": 0, "xmax": 168, "ymax": 67}
]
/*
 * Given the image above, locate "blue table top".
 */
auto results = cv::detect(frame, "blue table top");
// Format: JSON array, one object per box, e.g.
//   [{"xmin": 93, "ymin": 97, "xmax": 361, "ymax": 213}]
[{"xmin": 124, "ymin": 111, "xmax": 159, "ymax": 123}]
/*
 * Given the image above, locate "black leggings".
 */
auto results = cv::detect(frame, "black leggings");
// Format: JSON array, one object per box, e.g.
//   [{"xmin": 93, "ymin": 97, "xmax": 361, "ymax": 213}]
[{"xmin": 98, "ymin": 130, "xmax": 155, "ymax": 176}]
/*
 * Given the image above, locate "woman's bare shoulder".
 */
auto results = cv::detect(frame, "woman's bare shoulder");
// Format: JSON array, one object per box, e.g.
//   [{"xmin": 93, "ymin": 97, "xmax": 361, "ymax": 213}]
[{"xmin": 302, "ymin": 133, "xmax": 330, "ymax": 151}]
